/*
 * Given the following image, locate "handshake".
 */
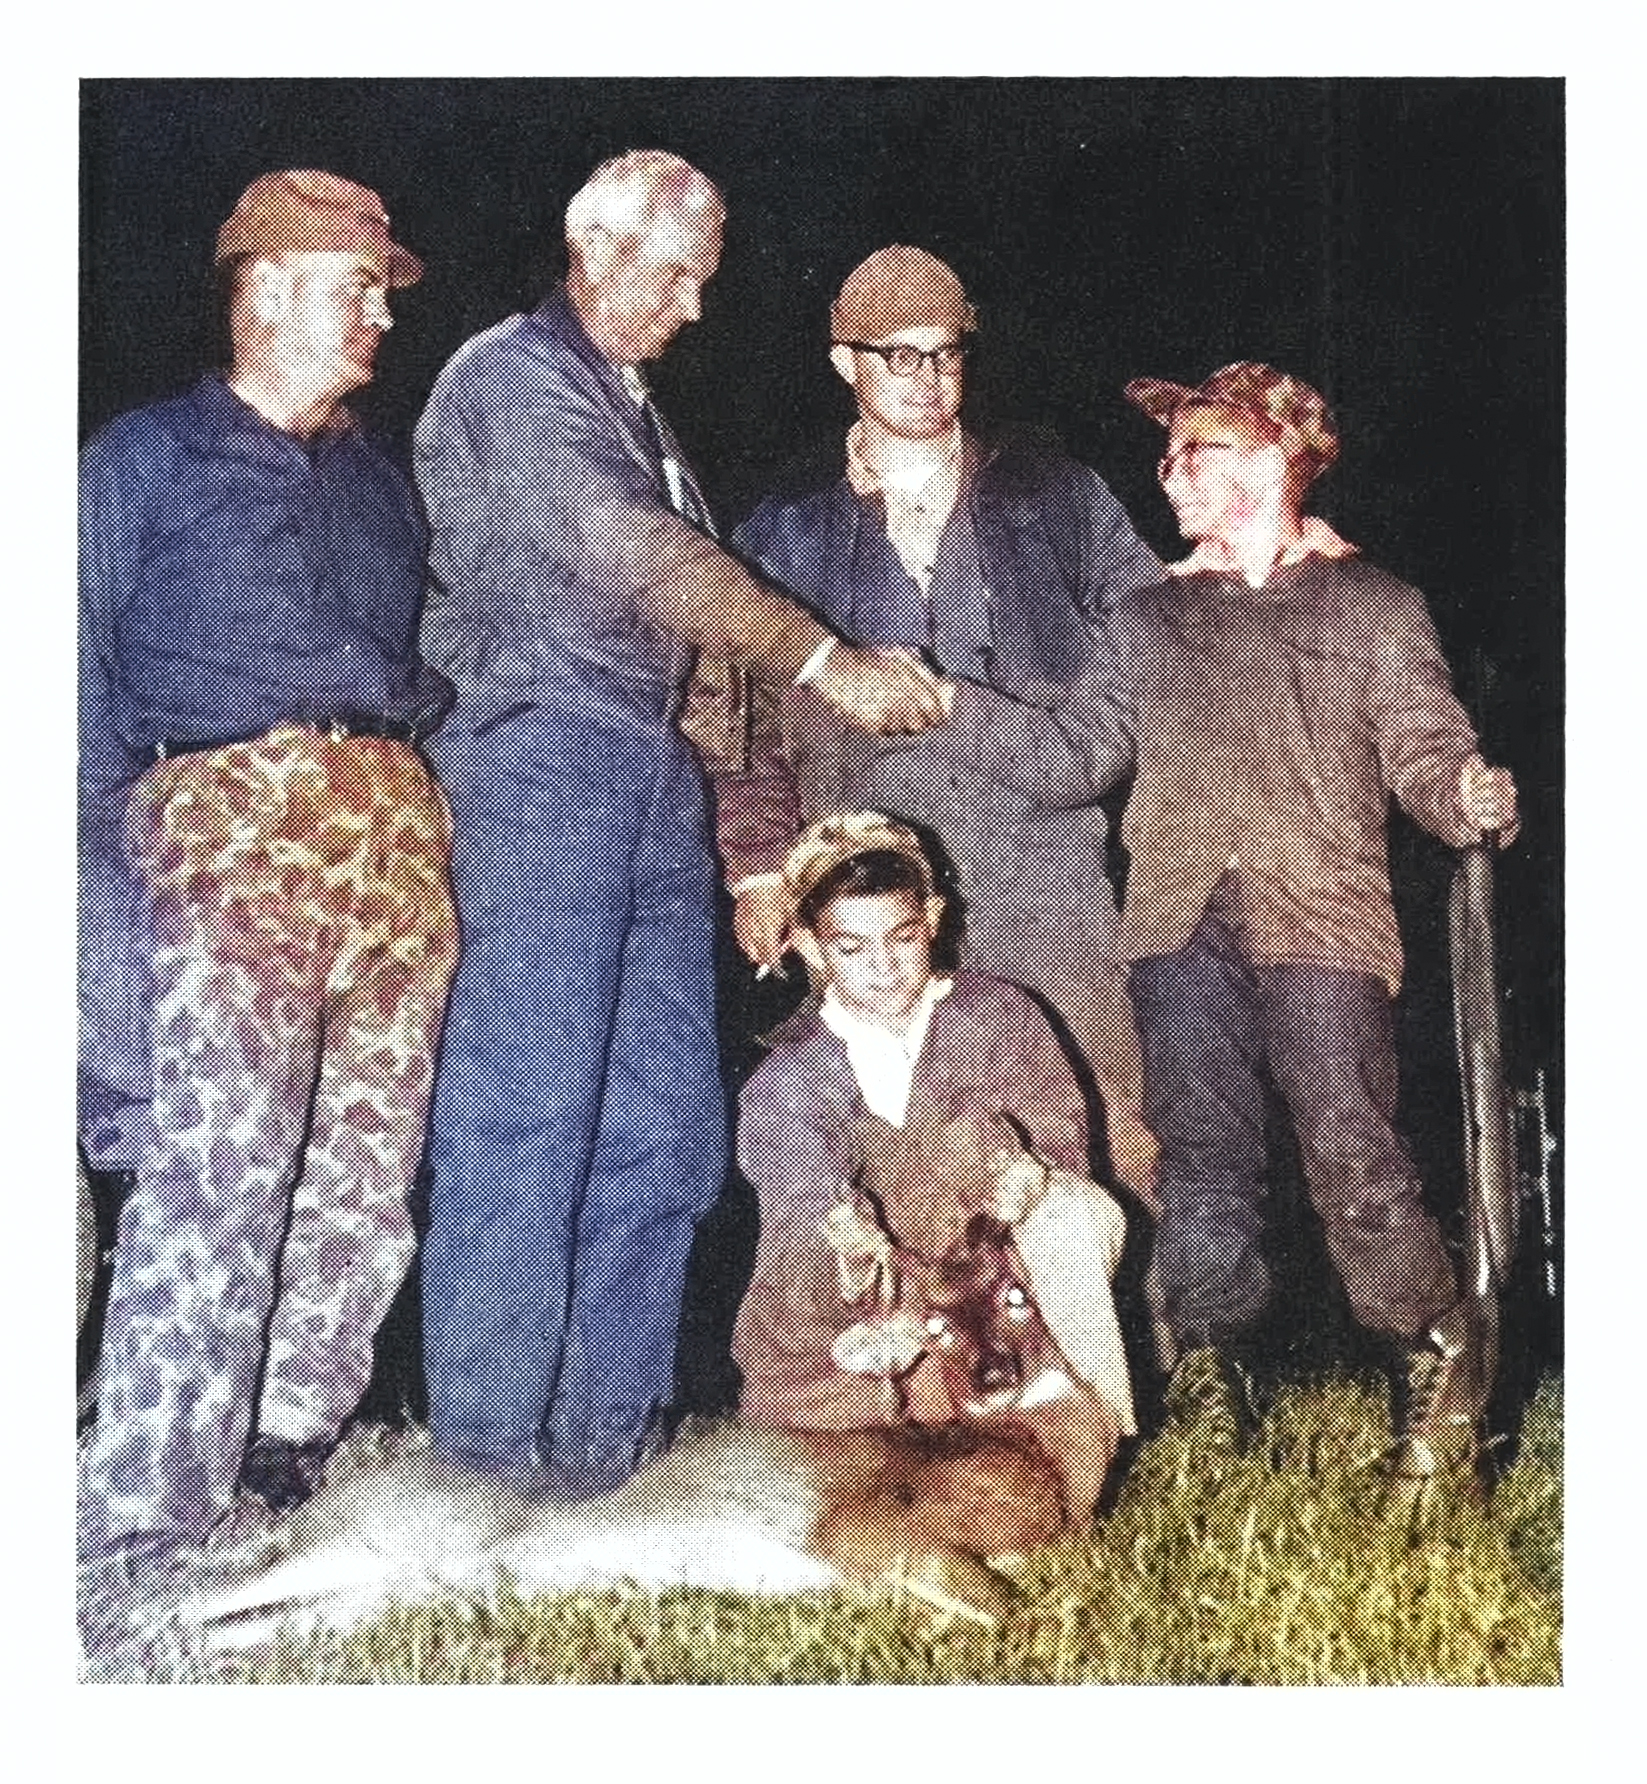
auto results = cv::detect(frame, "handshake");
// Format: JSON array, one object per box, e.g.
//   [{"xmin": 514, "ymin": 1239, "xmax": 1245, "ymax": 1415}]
[{"xmin": 807, "ymin": 644, "xmax": 955, "ymax": 736}]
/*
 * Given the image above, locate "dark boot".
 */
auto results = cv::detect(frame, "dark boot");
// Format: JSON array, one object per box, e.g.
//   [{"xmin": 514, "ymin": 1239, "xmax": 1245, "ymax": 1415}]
[
  {"xmin": 237, "ymin": 1435, "xmax": 333, "ymax": 1513},
  {"xmin": 1164, "ymin": 1335, "xmax": 1261, "ymax": 1452},
  {"xmin": 1380, "ymin": 1304, "xmax": 1487, "ymax": 1515}
]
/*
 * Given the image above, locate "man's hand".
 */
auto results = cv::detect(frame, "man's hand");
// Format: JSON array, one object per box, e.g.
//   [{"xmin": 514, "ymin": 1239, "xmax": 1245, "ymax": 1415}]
[
  {"xmin": 810, "ymin": 644, "xmax": 953, "ymax": 735},
  {"xmin": 733, "ymin": 881, "xmax": 791, "ymax": 969},
  {"xmin": 1460, "ymin": 754, "xmax": 1519, "ymax": 844}
]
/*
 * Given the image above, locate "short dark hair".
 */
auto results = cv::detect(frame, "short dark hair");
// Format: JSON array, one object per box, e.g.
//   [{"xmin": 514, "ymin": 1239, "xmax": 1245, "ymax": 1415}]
[{"xmin": 795, "ymin": 848, "xmax": 931, "ymax": 932}]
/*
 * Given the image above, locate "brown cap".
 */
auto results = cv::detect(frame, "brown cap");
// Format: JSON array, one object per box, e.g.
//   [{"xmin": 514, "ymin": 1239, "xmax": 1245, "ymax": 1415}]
[
  {"xmin": 1124, "ymin": 362, "xmax": 1338, "ymax": 477},
  {"xmin": 782, "ymin": 812, "xmax": 937, "ymax": 922},
  {"xmin": 830, "ymin": 246, "xmax": 977, "ymax": 344},
  {"xmin": 215, "ymin": 170, "xmax": 424, "ymax": 287}
]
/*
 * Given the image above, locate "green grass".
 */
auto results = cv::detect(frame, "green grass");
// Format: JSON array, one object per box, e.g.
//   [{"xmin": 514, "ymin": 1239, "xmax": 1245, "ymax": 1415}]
[{"xmin": 214, "ymin": 1372, "xmax": 1562, "ymax": 1685}]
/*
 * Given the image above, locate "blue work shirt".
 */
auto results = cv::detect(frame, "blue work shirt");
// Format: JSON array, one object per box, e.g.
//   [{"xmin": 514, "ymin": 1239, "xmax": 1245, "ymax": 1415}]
[
  {"xmin": 80, "ymin": 373, "xmax": 448, "ymax": 779},
  {"xmin": 78, "ymin": 373, "xmax": 450, "ymax": 1166},
  {"xmin": 416, "ymin": 287, "xmax": 702, "ymax": 727}
]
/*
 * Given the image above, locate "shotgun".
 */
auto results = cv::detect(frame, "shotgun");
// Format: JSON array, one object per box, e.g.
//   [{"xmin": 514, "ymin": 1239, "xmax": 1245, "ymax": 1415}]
[{"xmin": 1449, "ymin": 832, "xmax": 1518, "ymax": 1425}]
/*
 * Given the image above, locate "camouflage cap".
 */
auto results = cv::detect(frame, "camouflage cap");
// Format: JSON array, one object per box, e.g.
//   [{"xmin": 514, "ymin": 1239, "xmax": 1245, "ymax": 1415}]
[
  {"xmin": 782, "ymin": 812, "xmax": 938, "ymax": 921},
  {"xmin": 831, "ymin": 246, "xmax": 977, "ymax": 344},
  {"xmin": 216, "ymin": 169, "xmax": 424, "ymax": 288},
  {"xmin": 1124, "ymin": 362, "xmax": 1339, "ymax": 477}
]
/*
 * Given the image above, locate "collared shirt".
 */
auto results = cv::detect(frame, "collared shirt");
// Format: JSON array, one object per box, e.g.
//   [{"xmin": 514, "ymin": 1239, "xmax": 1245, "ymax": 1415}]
[
  {"xmin": 844, "ymin": 419, "xmax": 964, "ymax": 594},
  {"xmin": 818, "ymin": 976, "xmax": 954, "ymax": 1128},
  {"xmin": 416, "ymin": 285, "xmax": 831, "ymax": 738},
  {"xmin": 79, "ymin": 374, "xmax": 446, "ymax": 781},
  {"xmin": 413, "ymin": 287, "xmax": 706, "ymax": 717},
  {"xmin": 77, "ymin": 374, "xmax": 448, "ymax": 1165}
]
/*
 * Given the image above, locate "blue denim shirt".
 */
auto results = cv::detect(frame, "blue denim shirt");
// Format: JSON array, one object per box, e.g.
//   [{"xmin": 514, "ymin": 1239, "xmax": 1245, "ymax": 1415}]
[
  {"xmin": 80, "ymin": 374, "xmax": 448, "ymax": 781},
  {"xmin": 78, "ymin": 374, "xmax": 450, "ymax": 1165},
  {"xmin": 414, "ymin": 287, "xmax": 699, "ymax": 727}
]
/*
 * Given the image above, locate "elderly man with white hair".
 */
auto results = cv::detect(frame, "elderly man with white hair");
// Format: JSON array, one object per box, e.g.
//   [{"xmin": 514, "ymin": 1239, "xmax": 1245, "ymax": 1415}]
[{"xmin": 414, "ymin": 151, "xmax": 948, "ymax": 1498}]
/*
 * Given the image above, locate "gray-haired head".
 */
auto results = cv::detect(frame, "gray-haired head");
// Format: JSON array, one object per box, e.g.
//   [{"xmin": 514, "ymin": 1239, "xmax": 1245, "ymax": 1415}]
[
  {"xmin": 565, "ymin": 150, "xmax": 725, "ymax": 257},
  {"xmin": 562, "ymin": 151, "xmax": 727, "ymax": 367}
]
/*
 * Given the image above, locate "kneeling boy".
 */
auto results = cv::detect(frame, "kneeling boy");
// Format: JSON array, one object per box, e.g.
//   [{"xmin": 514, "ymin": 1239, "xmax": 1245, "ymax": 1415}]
[{"xmin": 732, "ymin": 813, "xmax": 1135, "ymax": 1621}]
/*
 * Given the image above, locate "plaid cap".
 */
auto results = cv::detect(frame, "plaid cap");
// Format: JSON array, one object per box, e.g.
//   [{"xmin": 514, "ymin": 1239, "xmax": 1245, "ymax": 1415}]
[
  {"xmin": 782, "ymin": 812, "xmax": 937, "ymax": 921},
  {"xmin": 831, "ymin": 246, "xmax": 977, "ymax": 344},
  {"xmin": 1124, "ymin": 362, "xmax": 1339, "ymax": 474},
  {"xmin": 216, "ymin": 169, "xmax": 424, "ymax": 288}
]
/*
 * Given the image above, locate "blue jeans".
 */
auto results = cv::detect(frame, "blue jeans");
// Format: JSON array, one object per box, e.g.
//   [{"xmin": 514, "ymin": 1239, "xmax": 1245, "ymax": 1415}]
[
  {"xmin": 1128, "ymin": 899, "xmax": 1458, "ymax": 1346},
  {"xmin": 422, "ymin": 680, "xmax": 726, "ymax": 1493}
]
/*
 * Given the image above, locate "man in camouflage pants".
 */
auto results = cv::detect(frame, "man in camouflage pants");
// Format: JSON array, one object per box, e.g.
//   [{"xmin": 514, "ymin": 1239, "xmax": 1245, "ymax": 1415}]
[{"xmin": 77, "ymin": 172, "xmax": 457, "ymax": 1675}]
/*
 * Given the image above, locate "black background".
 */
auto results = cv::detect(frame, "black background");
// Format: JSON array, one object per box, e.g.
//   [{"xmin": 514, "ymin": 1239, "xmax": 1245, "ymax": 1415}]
[{"xmin": 81, "ymin": 77, "xmax": 1564, "ymax": 1387}]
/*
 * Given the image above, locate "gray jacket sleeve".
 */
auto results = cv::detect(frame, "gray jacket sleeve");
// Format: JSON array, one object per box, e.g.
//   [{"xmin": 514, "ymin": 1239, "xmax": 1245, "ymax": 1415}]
[
  {"xmin": 942, "ymin": 613, "xmax": 1137, "ymax": 808},
  {"xmin": 940, "ymin": 461, "xmax": 1156, "ymax": 808},
  {"xmin": 416, "ymin": 327, "xmax": 832, "ymax": 686},
  {"xmin": 1369, "ymin": 580, "xmax": 1488, "ymax": 846}
]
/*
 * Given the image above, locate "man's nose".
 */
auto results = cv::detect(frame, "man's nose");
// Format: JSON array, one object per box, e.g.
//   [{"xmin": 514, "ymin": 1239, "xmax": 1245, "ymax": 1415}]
[
  {"xmin": 676, "ymin": 281, "xmax": 703, "ymax": 324},
  {"xmin": 365, "ymin": 289, "xmax": 393, "ymax": 331}
]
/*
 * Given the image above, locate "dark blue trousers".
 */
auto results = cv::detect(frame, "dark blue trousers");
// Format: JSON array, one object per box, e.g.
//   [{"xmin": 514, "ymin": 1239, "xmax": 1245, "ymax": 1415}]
[
  {"xmin": 422, "ymin": 683, "xmax": 726, "ymax": 1494},
  {"xmin": 1128, "ymin": 900, "xmax": 1458, "ymax": 1347}
]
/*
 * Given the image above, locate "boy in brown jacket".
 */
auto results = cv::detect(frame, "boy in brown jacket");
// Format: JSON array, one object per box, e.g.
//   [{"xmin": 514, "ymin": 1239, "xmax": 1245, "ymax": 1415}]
[
  {"xmin": 733, "ymin": 814, "xmax": 1134, "ymax": 1622},
  {"xmin": 1117, "ymin": 364, "xmax": 1519, "ymax": 1481}
]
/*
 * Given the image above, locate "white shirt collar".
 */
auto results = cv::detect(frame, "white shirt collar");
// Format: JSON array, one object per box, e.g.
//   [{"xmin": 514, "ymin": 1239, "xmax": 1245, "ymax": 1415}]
[{"xmin": 819, "ymin": 977, "xmax": 953, "ymax": 1128}]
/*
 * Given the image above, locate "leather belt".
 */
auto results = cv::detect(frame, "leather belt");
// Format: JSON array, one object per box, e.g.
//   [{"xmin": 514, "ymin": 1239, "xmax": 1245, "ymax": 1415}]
[{"xmin": 154, "ymin": 713, "xmax": 427, "ymax": 763}]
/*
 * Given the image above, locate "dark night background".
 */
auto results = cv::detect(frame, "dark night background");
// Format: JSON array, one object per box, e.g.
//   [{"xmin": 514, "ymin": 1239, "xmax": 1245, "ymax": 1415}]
[{"xmin": 80, "ymin": 78, "xmax": 1564, "ymax": 1406}]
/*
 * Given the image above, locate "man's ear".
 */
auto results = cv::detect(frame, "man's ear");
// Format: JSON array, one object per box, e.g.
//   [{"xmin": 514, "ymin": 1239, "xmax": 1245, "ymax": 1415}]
[
  {"xmin": 828, "ymin": 343, "xmax": 859, "ymax": 390},
  {"xmin": 572, "ymin": 223, "xmax": 616, "ymax": 284},
  {"xmin": 794, "ymin": 929, "xmax": 827, "ymax": 979},
  {"xmin": 924, "ymin": 895, "xmax": 946, "ymax": 934},
  {"xmin": 247, "ymin": 258, "xmax": 294, "ymax": 323},
  {"xmin": 1251, "ymin": 442, "xmax": 1289, "ymax": 498}
]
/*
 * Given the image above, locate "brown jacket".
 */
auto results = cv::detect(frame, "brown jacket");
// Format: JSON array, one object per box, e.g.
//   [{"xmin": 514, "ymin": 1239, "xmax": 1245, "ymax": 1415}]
[
  {"xmin": 1116, "ymin": 550, "xmax": 1486, "ymax": 991},
  {"xmin": 733, "ymin": 973, "xmax": 1088, "ymax": 1432}
]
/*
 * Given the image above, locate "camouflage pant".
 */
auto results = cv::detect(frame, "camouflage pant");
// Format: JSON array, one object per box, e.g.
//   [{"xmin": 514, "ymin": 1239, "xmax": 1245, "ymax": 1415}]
[{"xmin": 79, "ymin": 726, "xmax": 458, "ymax": 1559}]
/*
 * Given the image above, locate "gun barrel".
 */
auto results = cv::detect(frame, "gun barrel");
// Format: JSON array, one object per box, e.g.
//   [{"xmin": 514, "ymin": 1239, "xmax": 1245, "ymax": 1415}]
[{"xmin": 1451, "ymin": 840, "xmax": 1518, "ymax": 1294}]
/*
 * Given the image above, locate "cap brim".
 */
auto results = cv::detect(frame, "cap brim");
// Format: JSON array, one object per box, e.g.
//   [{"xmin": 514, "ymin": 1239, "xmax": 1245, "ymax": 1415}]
[
  {"xmin": 1124, "ymin": 377, "xmax": 1203, "ymax": 425},
  {"xmin": 386, "ymin": 244, "xmax": 424, "ymax": 288}
]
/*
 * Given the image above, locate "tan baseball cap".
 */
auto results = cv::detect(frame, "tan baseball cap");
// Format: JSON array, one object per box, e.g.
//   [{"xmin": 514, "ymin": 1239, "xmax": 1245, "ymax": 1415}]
[
  {"xmin": 1124, "ymin": 362, "xmax": 1338, "ymax": 477},
  {"xmin": 782, "ymin": 811, "xmax": 938, "ymax": 921},
  {"xmin": 215, "ymin": 169, "xmax": 424, "ymax": 287},
  {"xmin": 831, "ymin": 246, "xmax": 977, "ymax": 344}
]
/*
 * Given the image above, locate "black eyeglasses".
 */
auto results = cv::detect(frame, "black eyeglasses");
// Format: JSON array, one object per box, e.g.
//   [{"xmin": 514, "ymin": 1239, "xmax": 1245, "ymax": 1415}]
[{"xmin": 844, "ymin": 340, "xmax": 971, "ymax": 376}]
